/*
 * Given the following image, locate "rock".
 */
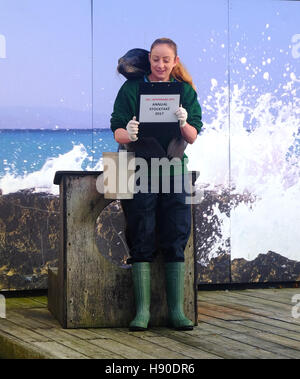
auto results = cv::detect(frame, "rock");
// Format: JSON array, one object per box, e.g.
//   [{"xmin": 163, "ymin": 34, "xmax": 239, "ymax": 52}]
[
  {"xmin": 0, "ymin": 189, "xmax": 60, "ymax": 290},
  {"xmin": 195, "ymin": 188, "xmax": 300, "ymax": 283},
  {"xmin": 231, "ymin": 251, "xmax": 300, "ymax": 283}
]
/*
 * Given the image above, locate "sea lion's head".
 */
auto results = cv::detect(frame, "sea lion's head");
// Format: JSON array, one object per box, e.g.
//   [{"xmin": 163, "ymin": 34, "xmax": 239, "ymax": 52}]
[{"xmin": 117, "ymin": 48, "xmax": 150, "ymax": 79}]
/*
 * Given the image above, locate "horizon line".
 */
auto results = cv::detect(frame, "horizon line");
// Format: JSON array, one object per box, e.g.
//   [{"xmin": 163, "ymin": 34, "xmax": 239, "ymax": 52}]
[{"xmin": 0, "ymin": 128, "xmax": 111, "ymax": 131}]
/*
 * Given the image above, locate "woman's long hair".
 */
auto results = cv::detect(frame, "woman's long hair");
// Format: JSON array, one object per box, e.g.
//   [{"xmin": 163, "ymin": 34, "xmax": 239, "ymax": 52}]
[{"xmin": 150, "ymin": 38, "xmax": 196, "ymax": 91}]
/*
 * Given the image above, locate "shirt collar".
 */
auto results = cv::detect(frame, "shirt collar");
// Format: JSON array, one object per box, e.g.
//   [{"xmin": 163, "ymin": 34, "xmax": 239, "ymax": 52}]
[{"xmin": 144, "ymin": 74, "xmax": 175, "ymax": 82}]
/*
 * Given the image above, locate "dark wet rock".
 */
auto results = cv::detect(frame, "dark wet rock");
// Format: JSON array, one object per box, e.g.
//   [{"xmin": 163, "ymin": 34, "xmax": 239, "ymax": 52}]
[
  {"xmin": 0, "ymin": 191, "xmax": 131, "ymax": 290},
  {"xmin": 197, "ymin": 253, "xmax": 230, "ymax": 284},
  {"xmin": 0, "ymin": 189, "xmax": 60, "ymax": 290},
  {"xmin": 231, "ymin": 251, "xmax": 300, "ymax": 283},
  {"xmin": 194, "ymin": 188, "xmax": 299, "ymax": 284}
]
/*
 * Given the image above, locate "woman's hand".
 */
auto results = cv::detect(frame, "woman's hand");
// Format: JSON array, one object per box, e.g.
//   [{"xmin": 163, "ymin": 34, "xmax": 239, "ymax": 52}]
[
  {"xmin": 126, "ymin": 116, "xmax": 139, "ymax": 141},
  {"xmin": 175, "ymin": 106, "xmax": 188, "ymax": 128}
]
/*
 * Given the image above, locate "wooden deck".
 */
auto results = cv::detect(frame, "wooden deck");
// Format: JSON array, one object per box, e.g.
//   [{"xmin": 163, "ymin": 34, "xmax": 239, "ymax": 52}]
[{"xmin": 1, "ymin": 287, "xmax": 300, "ymax": 359}]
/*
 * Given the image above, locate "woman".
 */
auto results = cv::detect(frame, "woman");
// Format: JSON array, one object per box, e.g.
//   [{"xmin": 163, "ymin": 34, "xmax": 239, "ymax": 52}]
[{"xmin": 110, "ymin": 38, "xmax": 203, "ymax": 331}]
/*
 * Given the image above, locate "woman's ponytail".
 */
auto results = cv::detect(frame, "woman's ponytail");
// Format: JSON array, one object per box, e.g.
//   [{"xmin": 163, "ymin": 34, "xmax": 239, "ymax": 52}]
[{"xmin": 171, "ymin": 61, "xmax": 196, "ymax": 91}]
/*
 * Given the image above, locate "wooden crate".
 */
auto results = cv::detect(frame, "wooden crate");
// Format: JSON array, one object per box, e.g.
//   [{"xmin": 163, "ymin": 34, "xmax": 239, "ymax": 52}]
[{"xmin": 48, "ymin": 171, "xmax": 197, "ymax": 328}]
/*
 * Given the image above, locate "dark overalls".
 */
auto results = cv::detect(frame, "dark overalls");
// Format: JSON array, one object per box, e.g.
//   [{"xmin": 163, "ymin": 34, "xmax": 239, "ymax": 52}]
[{"xmin": 121, "ymin": 170, "xmax": 191, "ymax": 264}]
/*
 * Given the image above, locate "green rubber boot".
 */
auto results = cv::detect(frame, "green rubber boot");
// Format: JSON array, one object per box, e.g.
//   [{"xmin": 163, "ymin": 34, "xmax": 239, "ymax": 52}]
[
  {"xmin": 129, "ymin": 262, "xmax": 151, "ymax": 331},
  {"xmin": 165, "ymin": 262, "xmax": 194, "ymax": 330}
]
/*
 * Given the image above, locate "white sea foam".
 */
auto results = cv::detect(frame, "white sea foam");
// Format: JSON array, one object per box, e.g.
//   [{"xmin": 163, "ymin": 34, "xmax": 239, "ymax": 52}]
[
  {"xmin": 197, "ymin": 204, "xmax": 230, "ymax": 267},
  {"xmin": 187, "ymin": 75, "xmax": 300, "ymax": 262},
  {"xmin": 0, "ymin": 144, "xmax": 96, "ymax": 195}
]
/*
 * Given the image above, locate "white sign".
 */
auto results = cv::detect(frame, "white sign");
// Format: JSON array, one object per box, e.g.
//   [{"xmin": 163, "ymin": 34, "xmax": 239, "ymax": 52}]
[{"xmin": 139, "ymin": 94, "xmax": 180, "ymax": 123}]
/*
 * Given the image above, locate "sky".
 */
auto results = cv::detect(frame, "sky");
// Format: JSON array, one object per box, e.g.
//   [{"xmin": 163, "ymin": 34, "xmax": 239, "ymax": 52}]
[{"xmin": 0, "ymin": 0, "xmax": 299, "ymax": 129}]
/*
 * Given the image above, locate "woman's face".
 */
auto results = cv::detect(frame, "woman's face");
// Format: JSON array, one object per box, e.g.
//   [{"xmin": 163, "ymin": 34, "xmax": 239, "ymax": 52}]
[{"xmin": 149, "ymin": 43, "xmax": 179, "ymax": 82}]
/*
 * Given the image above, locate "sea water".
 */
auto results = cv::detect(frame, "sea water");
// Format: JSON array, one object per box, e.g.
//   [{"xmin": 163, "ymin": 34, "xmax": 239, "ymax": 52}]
[{"xmin": 0, "ymin": 129, "xmax": 117, "ymax": 194}]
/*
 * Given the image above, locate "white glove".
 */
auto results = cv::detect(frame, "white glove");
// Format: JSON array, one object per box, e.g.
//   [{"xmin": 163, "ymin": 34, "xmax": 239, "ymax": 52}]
[
  {"xmin": 175, "ymin": 106, "xmax": 188, "ymax": 128},
  {"xmin": 126, "ymin": 116, "xmax": 139, "ymax": 142}
]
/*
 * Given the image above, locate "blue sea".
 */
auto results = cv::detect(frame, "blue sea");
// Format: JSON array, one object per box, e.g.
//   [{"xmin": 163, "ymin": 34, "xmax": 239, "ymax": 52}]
[{"xmin": 0, "ymin": 129, "xmax": 118, "ymax": 177}]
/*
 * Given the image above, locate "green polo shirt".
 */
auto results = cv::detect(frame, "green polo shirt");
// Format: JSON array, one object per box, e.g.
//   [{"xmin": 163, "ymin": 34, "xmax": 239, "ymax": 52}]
[{"xmin": 110, "ymin": 76, "xmax": 203, "ymax": 176}]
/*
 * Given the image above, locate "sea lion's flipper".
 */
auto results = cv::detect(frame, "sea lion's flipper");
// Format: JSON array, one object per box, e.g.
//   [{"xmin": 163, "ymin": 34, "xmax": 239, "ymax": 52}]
[{"xmin": 167, "ymin": 137, "xmax": 188, "ymax": 159}]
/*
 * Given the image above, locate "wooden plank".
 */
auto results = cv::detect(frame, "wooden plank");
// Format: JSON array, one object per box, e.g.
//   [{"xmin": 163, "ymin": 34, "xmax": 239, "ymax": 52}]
[
  {"xmin": 15, "ymin": 307, "xmax": 62, "ymax": 328},
  {"xmin": 197, "ymin": 312, "xmax": 300, "ymax": 355},
  {"xmin": 241, "ymin": 289, "xmax": 298, "ymax": 305},
  {"xmin": 28, "ymin": 296, "xmax": 48, "ymax": 306},
  {"xmin": 62, "ymin": 327, "xmax": 108, "ymax": 340},
  {"xmin": 122, "ymin": 328, "xmax": 221, "ymax": 359},
  {"xmin": 197, "ymin": 313, "xmax": 300, "ymax": 356},
  {"xmin": 0, "ymin": 330, "xmax": 52, "ymax": 359},
  {"xmin": 216, "ymin": 290, "xmax": 296, "ymax": 312},
  {"xmin": 198, "ymin": 297, "xmax": 292, "ymax": 324},
  {"xmin": 154, "ymin": 324, "xmax": 217, "ymax": 337},
  {"xmin": 32, "ymin": 340, "xmax": 89, "ymax": 359},
  {"xmin": 220, "ymin": 291, "xmax": 297, "ymax": 320},
  {"xmin": 89, "ymin": 328, "xmax": 190, "ymax": 359},
  {"xmin": 34, "ymin": 327, "xmax": 124, "ymax": 359},
  {"xmin": 89, "ymin": 338, "xmax": 154, "ymax": 359},
  {"xmin": 192, "ymin": 318, "xmax": 247, "ymax": 336},
  {"xmin": 202, "ymin": 288, "xmax": 300, "ymax": 304},
  {"xmin": 5, "ymin": 297, "xmax": 46, "ymax": 310},
  {"xmin": 191, "ymin": 319, "xmax": 300, "ymax": 359},
  {"xmin": 140, "ymin": 335, "xmax": 217, "ymax": 359},
  {"xmin": 233, "ymin": 321, "xmax": 300, "ymax": 351},
  {"xmin": 221, "ymin": 332, "xmax": 297, "ymax": 359},
  {"xmin": 197, "ymin": 305, "xmax": 245, "ymax": 321},
  {"xmin": 198, "ymin": 291, "xmax": 282, "ymax": 314},
  {"xmin": 267, "ymin": 287, "xmax": 300, "ymax": 293},
  {"xmin": 6, "ymin": 310, "xmax": 53, "ymax": 330},
  {"xmin": 64, "ymin": 176, "xmax": 134, "ymax": 327},
  {"xmin": 0, "ymin": 318, "xmax": 50, "ymax": 343},
  {"xmin": 144, "ymin": 328, "xmax": 222, "ymax": 359},
  {"xmin": 212, "ymin": 292, "xmax": 300, "ymax": 323},
  {"xmin": 198, "ymin": 300, "xmax": 252, "ymax": 320},
  {"xmin": 148, "ymin": 327, "xmax": 281, "ymax": 359},
  {"xmin": 201, "ymin": 333, "xmax": 286, "ymax": 359},
  {"xmin": 232, "ymin": 319, "xmax": 300, "ymax": 342},
  {"xmin": 198, "ymin": 291, "xmax": 300, "ymax": 325},
  {"xmin": 198, "ymin": 297, "xmax": 300, "ymax": 338},
  {"xmin": 199, "ymin": 302, "xmax": 300, "ymax": 334}
]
